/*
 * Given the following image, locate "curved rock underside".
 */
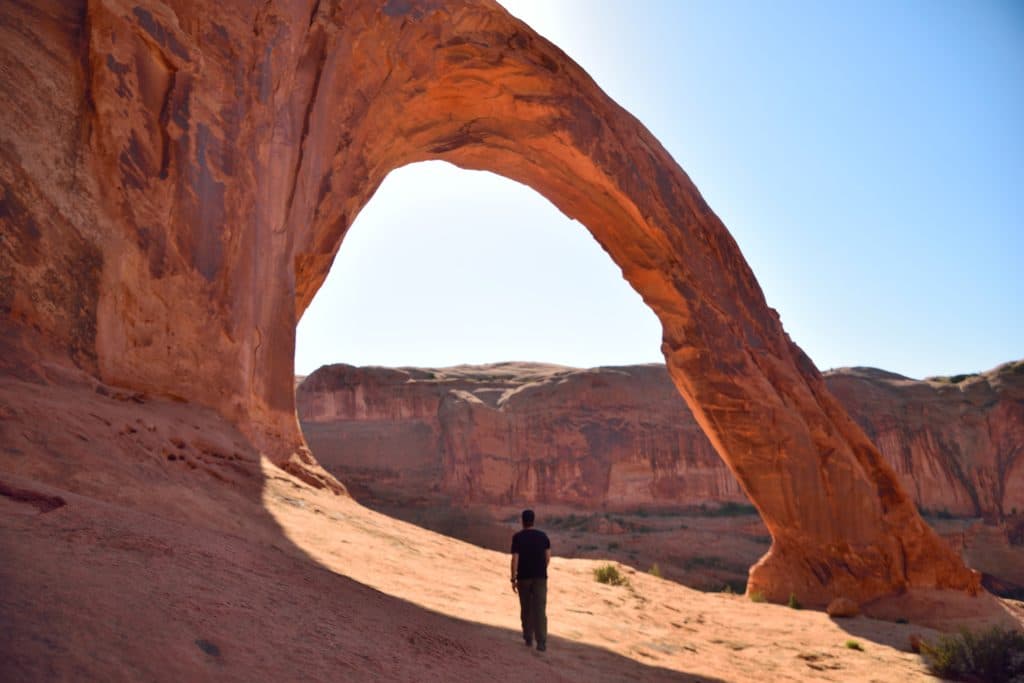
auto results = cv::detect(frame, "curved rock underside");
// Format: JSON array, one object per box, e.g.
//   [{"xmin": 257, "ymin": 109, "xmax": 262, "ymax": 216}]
[{"xmin": 0, "ymin": 0, "xmax": 981, "ymax": 605}]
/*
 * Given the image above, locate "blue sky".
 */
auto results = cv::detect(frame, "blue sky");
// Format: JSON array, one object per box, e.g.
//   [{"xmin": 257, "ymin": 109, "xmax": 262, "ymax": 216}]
[{"xmin": 296, "ymin": 0, "xmax": 1023, "ymax": 379}]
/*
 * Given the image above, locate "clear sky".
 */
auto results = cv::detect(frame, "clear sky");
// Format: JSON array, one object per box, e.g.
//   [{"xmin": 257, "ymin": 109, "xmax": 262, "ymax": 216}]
[{"xmin": 296, "ymin": 0, "xmax": 1023, "ymax": 379}]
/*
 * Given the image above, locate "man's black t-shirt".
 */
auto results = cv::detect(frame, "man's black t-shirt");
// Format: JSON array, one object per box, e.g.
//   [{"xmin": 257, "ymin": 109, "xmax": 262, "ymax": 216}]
[{"xmin": 511, "ymin": 528, "xmax": 550, "ymax": 580}]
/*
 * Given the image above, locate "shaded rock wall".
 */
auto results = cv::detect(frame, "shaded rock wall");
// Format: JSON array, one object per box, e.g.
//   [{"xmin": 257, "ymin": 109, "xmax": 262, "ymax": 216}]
[
  {"xmin": 0, "ymin": 0, "xmax": 978, "ymax": 604},
  {"xmin": 298, "ymin": 361, "xmax": 1024, "ymax": 519},
  {"xmin": 827, "ymin": 364, "xmax": 1024, "ymax": 520}
]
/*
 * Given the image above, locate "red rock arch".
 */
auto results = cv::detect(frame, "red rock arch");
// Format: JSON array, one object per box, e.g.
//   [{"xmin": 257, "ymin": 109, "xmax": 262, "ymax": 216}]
[
  {"xmin": 285, "ymin": 1, "xmax": 980, "ymax": 605},
  {"xmin": 4, "ymin": 0, "xmax": 978, "ymax": 607}
]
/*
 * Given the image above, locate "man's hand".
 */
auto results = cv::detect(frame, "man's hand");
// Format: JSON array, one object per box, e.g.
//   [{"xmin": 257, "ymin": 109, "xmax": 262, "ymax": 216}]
[{"xmin": 511, "ymin": 578, "xmax": 518, "ymax": 594}]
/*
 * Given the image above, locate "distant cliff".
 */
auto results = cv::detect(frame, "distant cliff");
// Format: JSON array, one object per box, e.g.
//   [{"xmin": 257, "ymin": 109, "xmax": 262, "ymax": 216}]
[{"xmin": 297, "ymin": 360, "xmax": 1024, "ymax": 518}]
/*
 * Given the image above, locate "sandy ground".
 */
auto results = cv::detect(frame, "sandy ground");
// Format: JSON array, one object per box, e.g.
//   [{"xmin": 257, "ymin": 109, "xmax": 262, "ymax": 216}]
[
  {"xmin": 350, "ymin": 496, "xmax": 773, "ymax": 593},
  {"xmin": 266, "ymin": 468, "xmax": 1022, "ymax": 682},
  {"xmin": 2, "ymin": 370, "xmax": 1021, "ymax": 682}
]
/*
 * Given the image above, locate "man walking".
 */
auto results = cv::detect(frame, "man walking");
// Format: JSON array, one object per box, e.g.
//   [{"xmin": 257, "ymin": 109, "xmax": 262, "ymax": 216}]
[{"xmin": 510, "ymin": 509, "xmax": 551, "ymax": 651}]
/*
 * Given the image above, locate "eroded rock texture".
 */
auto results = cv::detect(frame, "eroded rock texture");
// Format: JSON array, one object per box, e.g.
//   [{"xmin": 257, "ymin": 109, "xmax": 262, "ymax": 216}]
[
  {"xmin": 299, "ymin": 363, "xmax": 747, "ymax": 508},
  {"xmin": 299, "ymin": 361, "xmax": 1024, "ymax": 520},
  {"xmin": 0, "ymin": 0, "xmax": 980, "ymax": 604},
  {"xmin": 827, "ymin": 363, "xmax": 1024, "ymax": 520}
]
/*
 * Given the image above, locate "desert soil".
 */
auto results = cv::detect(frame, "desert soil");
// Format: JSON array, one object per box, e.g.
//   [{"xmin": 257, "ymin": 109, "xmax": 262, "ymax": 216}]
[{"xmin": 2, "ymin": 372, "xmax": 1021, "ymax": 682}]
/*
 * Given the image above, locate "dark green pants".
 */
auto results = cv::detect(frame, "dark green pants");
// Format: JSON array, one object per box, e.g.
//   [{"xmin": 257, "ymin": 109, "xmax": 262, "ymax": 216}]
[{"xmin": 517, "ymin": 578, "xmax": 547, "ymax": 644}]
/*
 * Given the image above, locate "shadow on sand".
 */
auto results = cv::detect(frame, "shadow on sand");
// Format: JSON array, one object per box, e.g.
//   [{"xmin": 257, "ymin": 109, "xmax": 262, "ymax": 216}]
[{"xmin": 0, "ymin": 374, "xmax": 723, "ymax": 682}]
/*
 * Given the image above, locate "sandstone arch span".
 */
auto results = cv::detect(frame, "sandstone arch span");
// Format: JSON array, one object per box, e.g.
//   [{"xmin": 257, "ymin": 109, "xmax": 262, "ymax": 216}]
[{"xmin": 0, "ymin": 0, "xmax": 978, "ymax": 606}]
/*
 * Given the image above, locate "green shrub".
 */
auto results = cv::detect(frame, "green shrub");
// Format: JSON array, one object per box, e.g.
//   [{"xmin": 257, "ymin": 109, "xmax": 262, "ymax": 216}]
[
  {"xmin": 921, "ymin": 626, "xmax": 1024, "ymax": 682},
  {"xmin": 928, "ymin": 372, "xmax": 980, "ymax": 384},
  {"xmin": 698, "ymin": 501, "xmax": 758, "ymax": 517},
  {"xmin": 845, "ymin": 639, "xmax": 864, "ymax": 651},
  {"xmin": 917, "ymin": 506, "xmax": 956, "ymax": 520},
  {"xmin": 593, "ymin": 564, "xmax": 630, "ymax": 587},
  {"xmin": 683, "ymin": 556, "xmax": 726, "ymax": 571},
  {"xmin": 787, "ymin": 593, "xmax": 802, "ymax": 610},
  {"xmin": 648, "ymin": 563, "xmax": 663, "ymax": 578},
  {"xmin": 749, "ymin": 591, "xmax": 766, "ymax": 603}
]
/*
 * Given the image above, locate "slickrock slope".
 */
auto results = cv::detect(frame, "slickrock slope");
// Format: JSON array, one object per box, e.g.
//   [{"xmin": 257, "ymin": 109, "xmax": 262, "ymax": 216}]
[
  {"xmin": 2, "ymin": 371, "xmax": 1020, "ymax": 682},
  {"xmin": 298, "ymin": 360, "xmax": 1024, "ymax": 519},
  {"xmin": 0, "ymin": 0, "xmax": 980, "ymax": 612}
]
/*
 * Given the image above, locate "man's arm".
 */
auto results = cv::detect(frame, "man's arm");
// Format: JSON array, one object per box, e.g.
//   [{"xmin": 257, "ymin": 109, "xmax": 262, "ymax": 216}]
[
  {"xmin": 510, "ymin": 553, "xmax": 519, "ymax": 593},
  {"xmin": 545, "ymin": 548, "xmax": 551, "ymax": 567}
]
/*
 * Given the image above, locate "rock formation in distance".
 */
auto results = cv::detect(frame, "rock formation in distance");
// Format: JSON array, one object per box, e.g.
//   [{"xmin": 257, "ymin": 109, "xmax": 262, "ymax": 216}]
[{"xmin": 298, "ymin": 360, "xmax": 1024, "ymax": 521}]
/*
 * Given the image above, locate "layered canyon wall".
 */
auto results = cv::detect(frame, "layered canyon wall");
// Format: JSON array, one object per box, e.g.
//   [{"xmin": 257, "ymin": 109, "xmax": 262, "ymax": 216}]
[{"xmin": 298, "ymin": 360, "xmax": 1024, "ymax": 519}]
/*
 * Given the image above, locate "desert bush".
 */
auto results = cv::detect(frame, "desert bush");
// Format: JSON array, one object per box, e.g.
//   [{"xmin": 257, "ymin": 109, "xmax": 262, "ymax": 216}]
[
  {"xmin": 928, "ymin": 372, "xmax": 980, "ymax": 384},
  {"xmin": 697, "ymin": 502, "xmax": 758, "ymax": 517},
  {"xmin": 921, "ymin": 625, "xmax": 1024, "ymax": 682},
  {"xmin": 1008, "ymin": 517, "xmax": 1024, "ymax": 547},
  {"xmin": 648, "ymin": 563, "xmax": 663, "ymax": 578},
  {"xmin": 917, "ymin": 506, "xmax": 957, "ymax": 520},
  {"xmin": 749, "ymin": 591, "xmax": 766, "ymax": 603},
  {"xmin": 593, "ymin": 564, "xmax": 630, "ymax": 587},
  {"xmin": 683, "ymin": 556, "xmax": 726, "ymax": 571},
  {"xmin": 845, "ymin": 639, "xmax": 864, "ymax": 651},
  {"xmin": 787, "ymin": 593, "xmax": 802, "ymax": 610}
]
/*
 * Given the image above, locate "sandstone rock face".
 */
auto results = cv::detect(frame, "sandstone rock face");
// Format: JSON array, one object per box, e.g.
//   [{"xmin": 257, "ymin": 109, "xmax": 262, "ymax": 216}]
[
  {"xmin": 298, "ymin": 361, "xmax": 1024, "ymax": 520},
  {"xmin": 0, "ymin": 0, "xmax": 978, "ymax": 605},
  {"xmin": 826, "ymin": 364, "xmax": 1024, "ymax": 520},
  {"xmin": 299, "ymin": 363, "xmax": 747, "ymax": 508}
]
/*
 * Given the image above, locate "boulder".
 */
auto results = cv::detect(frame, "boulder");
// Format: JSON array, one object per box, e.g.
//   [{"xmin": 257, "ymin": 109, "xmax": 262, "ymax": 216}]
[{"xmin": 826, "ymin": 597, "xmax": 860, "ymax": 618}]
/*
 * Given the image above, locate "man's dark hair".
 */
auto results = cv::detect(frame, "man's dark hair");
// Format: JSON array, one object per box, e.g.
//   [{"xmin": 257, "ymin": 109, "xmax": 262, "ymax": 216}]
[{"xmin": 522, "ymin": 509, "xmax": 535, "ymax": 527}]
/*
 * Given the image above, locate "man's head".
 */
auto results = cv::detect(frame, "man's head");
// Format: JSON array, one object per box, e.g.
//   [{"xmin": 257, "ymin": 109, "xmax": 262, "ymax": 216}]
[{"xmin": 521, "ymin": 509, "xmax": 535, "ymax": 528}]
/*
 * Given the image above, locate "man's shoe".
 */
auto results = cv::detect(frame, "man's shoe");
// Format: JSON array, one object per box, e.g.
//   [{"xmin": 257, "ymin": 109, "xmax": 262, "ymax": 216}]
[
  {"xmin": 524, "ymin": 637, "xmax": 532, "ymax": 647},
  {"xmin": 536, "ymin": 641, "xmax": 546, "ymax": 652}
]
